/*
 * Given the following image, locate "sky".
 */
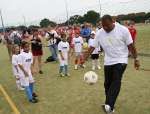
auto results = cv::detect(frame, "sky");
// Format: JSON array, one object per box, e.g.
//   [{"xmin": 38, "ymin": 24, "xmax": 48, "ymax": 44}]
[{"xmin": 0, "ymin": 0, "xmax": 150, "ymax": 26}]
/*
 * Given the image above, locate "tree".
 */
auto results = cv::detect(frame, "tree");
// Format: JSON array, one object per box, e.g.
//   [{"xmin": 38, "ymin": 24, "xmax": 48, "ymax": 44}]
[
  {"xmin": 83, "ymin": 10, "xmax": 100, "ymax": 25},
  {"xmin": 40, "ymin": 18, "xmax": 56, "ymax": 27},
  {"xmin": 17, "ymin": 25, "xmax": 27, "ymax": 31},
  {"xmin": 68, "ymin": 15, "xmax": 82, "ymax": 25}
]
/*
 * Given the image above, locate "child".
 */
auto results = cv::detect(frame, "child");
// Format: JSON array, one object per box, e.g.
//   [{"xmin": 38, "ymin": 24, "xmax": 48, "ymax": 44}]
[
  {"xmin": 88, "ymin": 31, "xmax": 101, "ymax": 70},
  {"xmin": 12, "ymin": 45, "xmax": 25, "ymax": 90},
  {"xmin": 58, "ymin": 33, "xmax": 70, "ymax": 77},
  {"xmin": 72, "ymin": 32, "xmax": 84, "ymax": 70},
  {"xmin": 18, "ymin": 41, "xmax": 38, "ymax": 103}
]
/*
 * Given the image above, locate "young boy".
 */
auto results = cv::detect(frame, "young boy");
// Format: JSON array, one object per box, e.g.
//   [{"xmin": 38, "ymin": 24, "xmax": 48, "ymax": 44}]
[
  {"xmin": 12, "ymin": 45, "xmax": 25, "ymax": 90},
  {"xmin": 88, "ymin": 31, "xmax": 101, "ymax": 70},
  {"xmin": 18, "ymin": 41, "xmax": 38, "ymax": 103},
  {"xmin": 58, "ymin": 33, "xmax": 70, "ymax": 76},
  {"xmin": 72, "ymin": 32, "xmax": 84, "ymax": 70}
]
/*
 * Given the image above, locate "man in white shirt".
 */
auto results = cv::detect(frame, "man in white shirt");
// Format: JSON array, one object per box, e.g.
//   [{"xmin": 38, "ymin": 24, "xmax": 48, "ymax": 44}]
[
  {"xmin": 84, "ymin": 15, "xmax": 140, "ymax": 114},
  {"xmin": 10, "ymin": 28, "xmax": 22, "ymax": 46},
  {"xmin": 45, "ymin": 26, "xmax": 59, "ymax": 61}
]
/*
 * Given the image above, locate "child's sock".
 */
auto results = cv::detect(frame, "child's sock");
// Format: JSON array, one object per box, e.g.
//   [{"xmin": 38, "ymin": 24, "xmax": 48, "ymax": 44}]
[
  {"xmin": 92, "ymin": 60, "xmax": 96, "ymax": 70},
  {"xmin": 29, "ymin": 83, "xmax": 33, "ymax": 95},
  {"xmin": 96, "ymin": 59, "xmax": 101, "ymax": 69},
  {"xmin": 59, "ymin": 66, "xmax": 64, "ymax": 73},
  {"xmin": 25, "ymin": 86, "xmax": 33, "ymax": 101},
  {"xmin": 64, "ymin": 65, "xmax": 68, "ymax": 75},
  {"xmin": 16, "ymin": 80, "xmax": 21, "ymax": 89}
]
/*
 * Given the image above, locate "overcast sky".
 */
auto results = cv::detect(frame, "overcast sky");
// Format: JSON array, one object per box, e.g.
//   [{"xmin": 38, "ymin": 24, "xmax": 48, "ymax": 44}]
[{"xmin": 0, "ymin": 0, "xmax": 150, "ymax": 26}]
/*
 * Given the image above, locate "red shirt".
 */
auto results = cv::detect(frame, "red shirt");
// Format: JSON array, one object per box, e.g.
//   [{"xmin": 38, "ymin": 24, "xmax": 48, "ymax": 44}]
[
  {"xmin": 128, "ymin": 27, "xmax": 137, "ymax": 42},
  {"xmin": 69, "ymin": 29, "xmax": 75, "ymax": 48}
]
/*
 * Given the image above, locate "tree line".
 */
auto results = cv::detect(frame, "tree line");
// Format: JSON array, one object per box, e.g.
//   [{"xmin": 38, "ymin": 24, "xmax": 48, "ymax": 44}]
[
  {"xmin": 1, "ymin": 10, "xmax": 150, "ymax": 32},
  {"xmin": 40, "ymin": 10, "xmax": 150, "ymax": 27}
]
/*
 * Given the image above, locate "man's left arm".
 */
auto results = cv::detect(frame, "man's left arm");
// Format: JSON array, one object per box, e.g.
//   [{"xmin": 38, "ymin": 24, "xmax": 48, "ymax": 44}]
[
  {"xmin": 124, "ymin": 27, "xmax": 140, "ymax": 70},
  {"xmin": 128, "ymin": 43, "xmax": 140, "ymax": 70}
]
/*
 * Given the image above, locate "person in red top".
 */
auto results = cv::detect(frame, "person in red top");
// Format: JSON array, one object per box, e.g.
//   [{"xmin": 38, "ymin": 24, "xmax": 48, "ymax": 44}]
[
  {"xmin": 128, "ymin": 22, "xmax": 137, "ymax": 44},
  {"xmin": 69, "ymin": 26, "xmax": 75, "ymax": 49}
]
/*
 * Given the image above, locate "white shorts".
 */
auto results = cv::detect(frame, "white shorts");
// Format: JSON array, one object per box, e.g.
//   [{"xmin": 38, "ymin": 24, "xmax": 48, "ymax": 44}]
[
  {"xmin": 75, "ymin": 52, "xmax": 82, "ymax": 57},
  {"xmin": 58, "ymin": 55, "xmax": 68, "ymax": 66},
  {"xmin": 20, "ymin": 75, "xmax": 34, "ymax": 87}
]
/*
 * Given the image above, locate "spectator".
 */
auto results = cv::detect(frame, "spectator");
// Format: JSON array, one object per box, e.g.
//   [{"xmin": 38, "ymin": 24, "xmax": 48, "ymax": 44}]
[
  {"xmin": 45, "ymin": 26, "xmax": 59, "ymax": 61},
  {"xmin": 128, "ymin": 22, "xmax": 137, "ymax": 45},
  {"xmin": 80, "ymin": 22, "xmax": 92, "ymax": 42}
]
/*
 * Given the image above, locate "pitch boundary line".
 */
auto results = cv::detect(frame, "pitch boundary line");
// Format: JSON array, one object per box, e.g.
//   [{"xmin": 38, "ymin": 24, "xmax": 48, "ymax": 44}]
[{"xmin": 0, "ymin": 84, "xmax": 20, "ymax": 114}]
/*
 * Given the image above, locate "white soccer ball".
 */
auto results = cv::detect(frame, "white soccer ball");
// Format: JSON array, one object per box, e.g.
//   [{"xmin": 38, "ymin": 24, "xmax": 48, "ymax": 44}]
[{"xmin": 84, "ymin": 71, "xmax": 98, "ymax": 84}]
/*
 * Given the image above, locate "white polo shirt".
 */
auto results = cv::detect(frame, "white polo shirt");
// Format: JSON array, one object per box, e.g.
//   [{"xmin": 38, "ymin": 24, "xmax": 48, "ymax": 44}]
[{"xmin": 94, "ymin": 24, "xmax": 133, "ymax": 65}]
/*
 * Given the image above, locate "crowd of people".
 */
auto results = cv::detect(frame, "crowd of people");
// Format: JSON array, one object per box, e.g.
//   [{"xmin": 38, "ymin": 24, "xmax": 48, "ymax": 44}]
[{"xmin": 0, "ymin": 15, "xmax": 140, "ymax": 114}]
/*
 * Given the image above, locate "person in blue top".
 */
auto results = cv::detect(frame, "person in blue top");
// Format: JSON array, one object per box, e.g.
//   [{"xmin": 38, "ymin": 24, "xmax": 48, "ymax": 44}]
[{"xmin": 80, "ymin": 22, "xmax": 92, "ymax": 42}]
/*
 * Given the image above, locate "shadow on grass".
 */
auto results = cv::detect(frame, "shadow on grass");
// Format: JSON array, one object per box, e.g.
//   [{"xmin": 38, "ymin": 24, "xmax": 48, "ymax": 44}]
[{"xmin": 138, "ymin": 53, "xmax": 150, "ymax": 57}]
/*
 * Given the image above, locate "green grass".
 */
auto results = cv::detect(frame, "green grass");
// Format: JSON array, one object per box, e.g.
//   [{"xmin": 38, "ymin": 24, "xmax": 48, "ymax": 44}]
[{"xmin": 0, "ymin": 24, "xmax": 150, "ymax": 114}]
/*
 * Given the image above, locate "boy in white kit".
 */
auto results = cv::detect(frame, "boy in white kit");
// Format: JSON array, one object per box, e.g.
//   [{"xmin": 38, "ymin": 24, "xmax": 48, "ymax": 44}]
[
  {"xmin": 12, "ymin": 45, "xmax": 25, "ymax": 90},
  {"xmin": 88, "ymin": 31, "xmax": 101, "ymax": 70},
  {"xmin": 72, "ymin": 32, "xmax": 85, "ymax": 70},
  {"xmin": 18, "ymin": 41, "xmax": 38, "ymax": 103},
  {"xmin": 58, "ymin": 33, "xmax": 70, "ymax": 77}
]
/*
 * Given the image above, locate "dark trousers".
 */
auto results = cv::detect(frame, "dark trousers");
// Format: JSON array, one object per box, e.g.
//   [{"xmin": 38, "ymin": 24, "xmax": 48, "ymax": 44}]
[{"xmin": 104, "ymin": 63, "xmax": 127, "ymax": 110}]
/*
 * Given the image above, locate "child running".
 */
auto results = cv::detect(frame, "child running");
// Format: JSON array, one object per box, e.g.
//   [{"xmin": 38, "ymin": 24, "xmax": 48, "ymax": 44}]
[
  {"xmin": 58, "ymin": 33, "xmax": 70, "ymax": 77},
  {"xmin": 12, "ymin": 45, "xmax": 25, "ymax": 90},
  {"xmin": 88, "ymin": 31, "xmax": 101, "ymax": 70},
  {"xmin": 18, "ymin": 41, "xmax": 38, "ymax": 103},
  {"xmin": 72, "ymin": 32, "xmax": 85, "ymax": 70}
]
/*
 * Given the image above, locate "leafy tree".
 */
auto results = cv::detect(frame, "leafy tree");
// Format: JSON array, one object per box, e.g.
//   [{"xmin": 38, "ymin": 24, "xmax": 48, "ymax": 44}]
[
  {"xmin": 68, "ymin": 15, "xmax": 82, "ymax": 25},
  {"xmin": 83, "ymin": 10, "xmax": 100, "ymax": 25},
  {"xmin": 40, "ymin": 18, "xmax": 56, "ymax": 27}
]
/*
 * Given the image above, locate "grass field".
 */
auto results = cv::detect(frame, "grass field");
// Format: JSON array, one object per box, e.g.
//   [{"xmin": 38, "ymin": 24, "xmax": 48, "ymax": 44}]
[{"xmin": 0, "ymin": 24, "xmax": 150, "ymax": 114}]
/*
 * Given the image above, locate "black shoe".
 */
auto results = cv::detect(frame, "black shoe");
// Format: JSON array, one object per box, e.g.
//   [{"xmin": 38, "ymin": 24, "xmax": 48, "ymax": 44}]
[
  {"xmin": 29, "ymin": 98, "xmax": 38, "ymax": 103},
  {"xmin": 32, "ymin": 93, "xmax": 38, "ymax": 98},
  {"xmin": 39, "ymin": 70, "xmax": 43, "ymax": 74}
]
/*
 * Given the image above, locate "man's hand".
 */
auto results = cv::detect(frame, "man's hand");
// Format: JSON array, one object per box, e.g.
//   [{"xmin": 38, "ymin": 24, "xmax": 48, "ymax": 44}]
[
  {"xmin": 134, "ymin": 59, "xmax": 140, "ymax": 70},
  {"xmin": 128, "ymin": 43, "xmax": 140, "ymax": 70},
  {"xmin": 83, "ymin": 47, "xmax": 95, "ymax": 63},
  {"xmin": 24, "ymin": 71, "xmax": 29, "ymax": 77},
  {"xmin": 61, "ymin": 56, "xmax": 65, "ymax": 60}
]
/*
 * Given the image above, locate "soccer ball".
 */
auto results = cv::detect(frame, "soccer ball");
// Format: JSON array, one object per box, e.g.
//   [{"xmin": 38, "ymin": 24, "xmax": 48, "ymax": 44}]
[
  {"xmin": 84, "ymin": 71, "xmax": 98, "ymax": 84},
  {"xmin": 83, "ymin": 42, "xmax": 88, "ymax": 49}
]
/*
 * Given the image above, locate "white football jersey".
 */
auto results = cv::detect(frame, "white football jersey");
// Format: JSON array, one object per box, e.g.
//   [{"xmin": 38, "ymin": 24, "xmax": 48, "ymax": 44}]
[
  {"xmin": 58, "ymin": 41, "xmax": 69, "ymax": 59},
  {"xmin": 18, "ymin": 51, "xmax": 33, "ymax": 77}
]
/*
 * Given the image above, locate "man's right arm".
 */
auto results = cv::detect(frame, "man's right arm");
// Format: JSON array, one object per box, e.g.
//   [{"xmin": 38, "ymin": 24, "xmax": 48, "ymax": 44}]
[{"xmin": 83, "ymin": 47, "xmax": 95, "ymax": 61}]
